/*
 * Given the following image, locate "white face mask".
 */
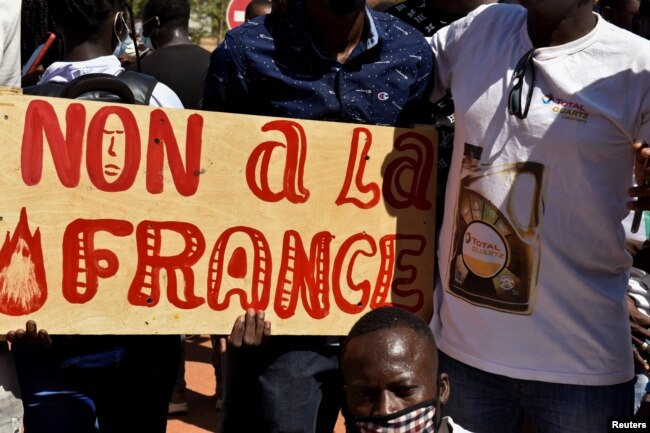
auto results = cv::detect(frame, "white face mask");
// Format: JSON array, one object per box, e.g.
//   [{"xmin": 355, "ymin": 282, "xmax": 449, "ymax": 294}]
[
  {"xmin": 117, "ymin": 34, "xmax": 137, "ymax": 60},
  {"xmin": 351, "ymin": 401, "xmax": 438, "ymax": 433},
  {"xmin": 112, "ymin": 12, "xmax": 133, "ymax": 59}
]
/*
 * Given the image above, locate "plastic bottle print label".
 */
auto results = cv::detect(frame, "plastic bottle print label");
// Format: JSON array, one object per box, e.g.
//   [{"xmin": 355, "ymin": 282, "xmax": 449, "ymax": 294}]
[{"xmin": 447, "ymin": 144, "xmax": 545, "ymax": 315}]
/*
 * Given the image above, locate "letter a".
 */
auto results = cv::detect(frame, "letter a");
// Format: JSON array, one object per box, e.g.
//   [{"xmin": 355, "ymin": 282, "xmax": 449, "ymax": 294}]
[
  {"xmin": 246, "ymin": 120, "xmax": 310, "ymax": 203},
  {"xmin": 382, "ymin": 132, "xmax": 434, "ymax": 210}
]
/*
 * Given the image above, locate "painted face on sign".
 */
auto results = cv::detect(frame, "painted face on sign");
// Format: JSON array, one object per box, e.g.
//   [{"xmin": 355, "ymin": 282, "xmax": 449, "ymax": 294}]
[
  {"xmin": 100, "ymin": 114, "xmax": 130, "ymax": 180},
  {"xmin": 102, "ymin": 129, "xmax": 125, "ymax": 179}
]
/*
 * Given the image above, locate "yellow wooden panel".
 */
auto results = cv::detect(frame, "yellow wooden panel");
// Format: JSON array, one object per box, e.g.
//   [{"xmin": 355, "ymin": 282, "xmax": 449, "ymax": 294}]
[{"xmin": 0, "ymin": 94, "xmax": 436, "ymax": 335}]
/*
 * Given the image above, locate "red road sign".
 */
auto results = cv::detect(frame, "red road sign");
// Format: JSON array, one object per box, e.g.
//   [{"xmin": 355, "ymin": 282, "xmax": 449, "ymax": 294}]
[{"xmin": 226, "ymin": 0, "xmax": 249, "ymax": 29}]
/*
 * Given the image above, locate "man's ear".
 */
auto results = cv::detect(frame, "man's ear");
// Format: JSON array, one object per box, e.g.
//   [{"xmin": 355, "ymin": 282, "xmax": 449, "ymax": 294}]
[
  {"xmin": 113, "ymin": 11, "xmax": 128, "ymax": 41},
  {"xmin": 438, "ymin": 373, "xmax": 450, "ymax": 405}
]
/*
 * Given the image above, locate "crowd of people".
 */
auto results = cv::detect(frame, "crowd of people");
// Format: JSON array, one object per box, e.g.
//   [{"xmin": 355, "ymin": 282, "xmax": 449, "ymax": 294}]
[{"xmin": 2, "ymin": 0, "xmax": 650, "ymax": 432}]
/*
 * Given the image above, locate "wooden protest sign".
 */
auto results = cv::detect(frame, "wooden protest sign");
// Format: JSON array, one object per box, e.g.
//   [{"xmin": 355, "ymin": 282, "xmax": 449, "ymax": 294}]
[{"xmin": 0, "ymin": 93, "xmax": 436, "ymax": 335}]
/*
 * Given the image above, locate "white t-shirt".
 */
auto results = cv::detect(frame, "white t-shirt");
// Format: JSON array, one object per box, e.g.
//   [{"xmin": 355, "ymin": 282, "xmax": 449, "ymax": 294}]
[
  {"xmin": 38, "ymin": 55, "xmax": 183, "ymax": 108},
  {"xmin": 430, "ymin": 4, "xmax": 650, "ymax": 385},
  {"xmin": 0, "ymin": 0, "xmax": 20, "ymax": 87},
  {"xmin": 440, "ymin": 416, "xmax": 472, "ymax": 433}
]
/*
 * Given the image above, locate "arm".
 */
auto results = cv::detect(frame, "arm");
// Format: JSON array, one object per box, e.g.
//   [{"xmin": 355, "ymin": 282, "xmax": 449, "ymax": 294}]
[
  {"xmin": 629, "ymin": 84, "xmax": 650, "ymax": 210},
  {"xmin": 428, "ymin": 4, "xmax": 490, "ymax": 104},
  {"xmin": 202, "ymin": 36, "xmax": 251, "ymax": 113},
  {"xmin": 397, "ymin": 38, "xmax": 435, "ymax": 127},
  {"xmin": 429, "ymin": 26, "xmax": 454, "ymax": 105},
  {"xmin": 0, "ymin": 0, "xmax": 21, "ymax": 88}
]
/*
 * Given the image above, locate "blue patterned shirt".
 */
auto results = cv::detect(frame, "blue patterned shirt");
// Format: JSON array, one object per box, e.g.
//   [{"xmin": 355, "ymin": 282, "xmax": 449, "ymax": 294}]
[{"xmin": 203, "ymin": 3, "xmax": 433, "ymax": 127}]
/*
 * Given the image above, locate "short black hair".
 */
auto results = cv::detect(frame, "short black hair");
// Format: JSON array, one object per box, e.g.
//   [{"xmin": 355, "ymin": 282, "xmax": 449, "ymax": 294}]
[
  {"xmin": 21, "ymin": 0, "xmax": 64, "ymax": 67},
  {"xmin": 344, "ymin": 306, "xmax": 434, "ymax": 349},
  {"xmin": 143, "ymin": 0, "xmax": 190, "ymax": 29},
  {"xmin": 48, "ymin": 0, "xmax": 124, "ymax": 41},
  {"xmin": 245, "ymin": 0, "xmax": 272, "ymax": 21}
]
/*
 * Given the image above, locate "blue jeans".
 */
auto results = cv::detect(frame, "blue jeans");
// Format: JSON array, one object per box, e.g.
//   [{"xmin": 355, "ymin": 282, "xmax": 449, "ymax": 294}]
[
  {"xmin": 439, "ymin": 351, "xmax": 633, "ymax": 433},
  {"xmin": 634, "ymin": 372, "xmax": 649, "ymax": 414},
  {"xmin": 12, "ymin": 335, "xmax": 180, "ymax": 433},
  {"xmin": 221, "ymin": 336, "xmax": 342, "ymax": 433}
]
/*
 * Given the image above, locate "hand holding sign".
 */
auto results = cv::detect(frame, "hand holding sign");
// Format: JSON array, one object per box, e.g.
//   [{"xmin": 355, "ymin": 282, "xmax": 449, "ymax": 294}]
[
  {"xmin": 6, "ymin": 320, "xmax": 52, "ymax": 347},
  {"xmin": 227, "ymin": 309, "xmax": 271, "ymax": 349}
]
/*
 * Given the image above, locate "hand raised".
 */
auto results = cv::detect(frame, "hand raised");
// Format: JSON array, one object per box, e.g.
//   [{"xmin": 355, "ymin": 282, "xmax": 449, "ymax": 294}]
[
  {"xmin": 225, "ymin": 309, "xmax": 271, "ymax": 349},
  {"xmin": 6, "ymin": 320, "xmax": 52, "ymax": 347}
]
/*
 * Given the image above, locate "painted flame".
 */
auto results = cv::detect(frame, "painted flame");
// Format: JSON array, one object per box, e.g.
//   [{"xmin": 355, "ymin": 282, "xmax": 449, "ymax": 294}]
[{"xmin": 0, "ymin": 208, "xmax": 48, "ymax": 316}]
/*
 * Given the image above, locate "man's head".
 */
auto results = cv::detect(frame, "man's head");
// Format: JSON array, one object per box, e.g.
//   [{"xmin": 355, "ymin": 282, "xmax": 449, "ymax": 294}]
[
  {"xmin": 142, "ymin": 0, "xmax": 190, "ymax": 48},
  {"xmin": 245, "ymin": 0, "xmax": 272, "ymax": 21},
  {"xmin": 341, "ymin": 307, "xmax": 449, "ymax": 431},
  {"xmin": 305, "ymin": 0, "xmax": 365, "ymax": 16},
  {"xmin": 48, "ymin": 0, "xmax": 130, "ymax": 57},
  {"xmin": 600, "ymin": 0, "xmax": 641, "ymax": 32}
]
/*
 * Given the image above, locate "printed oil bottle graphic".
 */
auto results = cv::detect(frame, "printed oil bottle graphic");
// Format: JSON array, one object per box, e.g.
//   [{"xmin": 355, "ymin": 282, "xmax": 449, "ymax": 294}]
[{"xmin": 448, "ymin": 143, "xmax": 545, "ymax": 314}]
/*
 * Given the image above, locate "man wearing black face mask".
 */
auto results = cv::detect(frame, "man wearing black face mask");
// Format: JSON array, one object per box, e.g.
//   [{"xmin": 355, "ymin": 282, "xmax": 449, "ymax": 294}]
[
  {"xmin": 341, "ymin": 307, "xmax": 471, "ymax": 433},
  {"xmin": 202, "ymin": 0, "xmax": 433, "ymax": 431}
]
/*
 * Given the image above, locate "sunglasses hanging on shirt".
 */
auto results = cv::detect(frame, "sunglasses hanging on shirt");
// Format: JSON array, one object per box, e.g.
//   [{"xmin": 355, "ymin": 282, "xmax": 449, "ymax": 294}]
[{"xmin": 508, "ymin": 48, "xmax": 536, "ymax": 120}]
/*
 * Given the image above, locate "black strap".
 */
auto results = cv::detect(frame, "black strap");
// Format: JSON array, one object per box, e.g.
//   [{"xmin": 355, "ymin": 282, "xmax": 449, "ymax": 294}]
[
  {"xmin": 23, "ymin": 71, "xmax": 159, "ymax": 105},
  {"xmin": 118, "ymin": 71, "xmax": 157, "ymax": 105},
  {"xmin": 60, "ymin": 73, "xmax": 136, "ymax": 104},
  {"xmin": 22, "ymin": 81, "xmax": 66, "ymax": 98}
]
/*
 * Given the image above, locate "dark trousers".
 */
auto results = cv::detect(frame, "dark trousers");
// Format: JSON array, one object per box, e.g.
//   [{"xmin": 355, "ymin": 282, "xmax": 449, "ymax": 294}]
[
  {"xmin": 12, "ymin": 335, "xmax": 181, "ymax": 433},
  {"xmin": 221, "ymin": 336, "xmax": 342, "ymax": 433}
]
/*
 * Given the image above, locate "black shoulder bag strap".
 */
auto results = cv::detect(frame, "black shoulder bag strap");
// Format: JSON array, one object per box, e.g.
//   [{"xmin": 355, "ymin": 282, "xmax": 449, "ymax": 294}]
[{"xmin": 117, "ymin": 71, "xmax": 158, "ymax": 105}]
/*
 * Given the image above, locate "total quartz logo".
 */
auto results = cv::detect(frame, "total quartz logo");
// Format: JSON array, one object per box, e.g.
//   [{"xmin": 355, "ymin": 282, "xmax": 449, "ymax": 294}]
[
  {"xmin": 542, "ymin": 93, "xmax": 589, "ymax": 123},
  {"xmin": 462, "ymin": 221, "xmax": 508, "ymax": 278}
]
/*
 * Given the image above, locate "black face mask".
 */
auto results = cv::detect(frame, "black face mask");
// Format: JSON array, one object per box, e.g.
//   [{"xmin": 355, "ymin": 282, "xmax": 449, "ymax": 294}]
[
  {"xmin": 328, "ymin": 0, "xmax": 358, "ymax": 15},
  {"xmin": 345, "ymin": 399, "xmax": 439, "ymax": 433}
]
